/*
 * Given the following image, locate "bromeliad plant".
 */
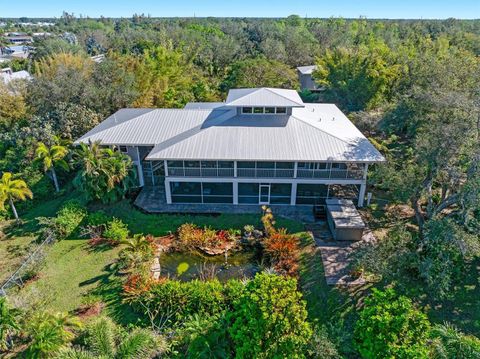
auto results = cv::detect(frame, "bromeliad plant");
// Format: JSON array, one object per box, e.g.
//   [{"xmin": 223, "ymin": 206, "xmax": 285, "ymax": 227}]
[
  {"xmin": 177, "ymin": 223, "xmax": 240, "ymax": 254},
  {"xmin": 263, "ymin": 229, "xmax": 300, "ymax": 276},
  {"xmin": 260, "ymin": 206, "xmax": 301, "ymax": 276}
]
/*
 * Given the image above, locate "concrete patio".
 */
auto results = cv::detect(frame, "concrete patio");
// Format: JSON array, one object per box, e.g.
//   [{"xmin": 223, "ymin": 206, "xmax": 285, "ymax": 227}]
[{"xmin": 134, "ymin": 186, "xmax": 316, "ymax": 223}]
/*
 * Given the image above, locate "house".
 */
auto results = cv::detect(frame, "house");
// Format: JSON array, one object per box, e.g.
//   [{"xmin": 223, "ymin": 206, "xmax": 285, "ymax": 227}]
[
  {"xmin": 297, "ymin": 65, "xmax": 319, "ymax": 91},
  {"xmin": 3, "ymin": 33, "xmax": 33, "ymax": 45},
  {"xmin": 0, "ymin": 67, "xmax": 31, "ymax": 85},
  {"xmin": 75, "ymin": 88, "xmax": 385, "ymax": 209}
]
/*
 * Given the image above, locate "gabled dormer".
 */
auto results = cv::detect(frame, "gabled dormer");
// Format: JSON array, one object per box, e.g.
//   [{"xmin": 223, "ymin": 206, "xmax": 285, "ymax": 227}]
[{"xmin": 225, "ymin": 88, "xmax": 305, "ymax": 116}]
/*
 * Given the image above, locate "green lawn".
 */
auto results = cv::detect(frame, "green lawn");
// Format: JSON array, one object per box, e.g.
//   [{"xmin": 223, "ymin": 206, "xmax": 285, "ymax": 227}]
[
  {"xmin": 10, "ymin": 195, "xmax": 306, "ymax": 324},
  {"xmin": 28, "ymin": 239, "xmax": 122, "ymax": 313},
  {"xmin": 0, "ymin": 221, "xmax": 37, "ymax": 284},
  {"xmin": 96, "ymin": 201, "xmax": 305, "ymax": 236}
]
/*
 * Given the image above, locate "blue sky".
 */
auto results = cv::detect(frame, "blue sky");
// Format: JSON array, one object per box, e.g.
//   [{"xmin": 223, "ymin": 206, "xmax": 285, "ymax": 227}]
[{"xmin": 2, "ymin": 0, "xmax": 479, "ymax": 19}]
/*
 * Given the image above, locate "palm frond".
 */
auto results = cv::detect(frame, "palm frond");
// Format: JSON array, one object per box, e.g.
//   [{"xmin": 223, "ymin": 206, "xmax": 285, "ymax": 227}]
[
  {"xmin": 116, "ymin": 328, "xmax": 158, "ymax": 359},
  {"xmin": 84, "ymin": 317, "xmax": 117, "ymax": 358}
]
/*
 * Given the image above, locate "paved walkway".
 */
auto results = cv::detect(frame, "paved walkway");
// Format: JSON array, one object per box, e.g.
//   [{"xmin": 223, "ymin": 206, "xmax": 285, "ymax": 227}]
[{"xmin": 305, "ymin": 222, "xmax": 375, "ymax": 285}]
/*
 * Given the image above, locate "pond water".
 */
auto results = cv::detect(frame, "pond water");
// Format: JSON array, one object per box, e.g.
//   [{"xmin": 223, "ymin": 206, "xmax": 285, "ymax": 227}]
[{"xmin": 158, "ymin": 250, "xmax": 260, "ymax": 282}]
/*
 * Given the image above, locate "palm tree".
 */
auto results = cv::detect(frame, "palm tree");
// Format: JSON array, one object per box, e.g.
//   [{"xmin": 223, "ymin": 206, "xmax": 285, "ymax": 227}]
[
  {"xmin": 25, "ymin": 311, "xmax": 81, "ymax": 358},
  {"xmin": 35, "ymin": 139, "xmax": 69, "ymax": 192},
  {"xmin": 118, "ymin": 234, "xmax": 156, "ymax": 272},
  {"xmin": 73, "ymin": 141, "xmax": 135, "ymax": 203},
  {"xmin": 55, "ymin": 317, "xmax": 165, "ymax": 359},
  {"xmin": 0, "ymin": 172, "xmax": 33, "ymax": 221},
  {"xmin": 0, "ymin": 297, "xmax": 20, "ymax": 351}
]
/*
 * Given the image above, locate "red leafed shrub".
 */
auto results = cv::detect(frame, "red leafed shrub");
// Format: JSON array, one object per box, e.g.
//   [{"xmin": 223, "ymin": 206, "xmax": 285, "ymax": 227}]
[
  {"xmin": 177, "ymin": 223, "xmax": 239, "ymax": 253},
  {"xmin": 123, "ymin": 274, "xmax": 154, "ymax": 298},
  {"xmin": 263, "ymin": 229, "xmax": 300, "ymax": 276}
]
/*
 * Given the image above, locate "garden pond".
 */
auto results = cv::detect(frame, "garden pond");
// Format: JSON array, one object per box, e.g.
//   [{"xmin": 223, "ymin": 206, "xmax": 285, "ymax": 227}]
[{"xmin": 158, "ymin": 250, "xmax": 261, "ymax": 281}]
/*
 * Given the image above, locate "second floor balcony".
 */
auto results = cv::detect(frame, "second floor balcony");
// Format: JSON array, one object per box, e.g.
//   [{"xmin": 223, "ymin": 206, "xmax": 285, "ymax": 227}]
[{"xmin": 162, "ymin": 160, "xmax": 365, "ymax": 180}]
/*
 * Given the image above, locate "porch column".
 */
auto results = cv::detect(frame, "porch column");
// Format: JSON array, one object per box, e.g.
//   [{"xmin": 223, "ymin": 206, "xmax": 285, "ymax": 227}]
[
  {"xmin": 234, "ymin": 161, "xmax": 238, "ymax": 177},
  {"xmin": 164, "ymin": 160, "xmax": 169, "ymax": 176},
  {"xmin": 164, "ymin": 178, "xmax": 172, "ymax": 204},
  {"xmin": 150, "ymin": 161, "xmax": 155, "ymax": 186},
  {"xmin": 290, "ymin": 182, "xmax": 297, "ymax": 205},
  {"xmin": 293, "ymin": 162, "xmax": 298, "ymax": 178},
  {"xmin": 135, "ymin": 147, "xmax": 144, "ymax": 187},
  {"xmin": 357, "ymin": 164, "xmax": 369, "ymax": 207},
  {"xmin": 233, "ymin": 181, "xmax": 238, "ymax": 205}
]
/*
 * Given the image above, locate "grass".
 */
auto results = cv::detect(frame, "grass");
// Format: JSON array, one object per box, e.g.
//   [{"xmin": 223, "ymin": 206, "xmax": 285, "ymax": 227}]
[
  {"xmin": 95, "ymin": 201, "xmax": 305, "ymax": 236},
  {"xmin": 298, "ymin": 232, "xmax": 369, "ymax": 356},
  {"xmin": 0, "ymin": 222, "xmax": 37, "ymax": 284},
  {"xmin": 27, "ymin": 239, "xmax": 122, "ymax": 313},
  {"xmin": 9, "ymin": 193, "xmax": 306, "ymax": 325}
]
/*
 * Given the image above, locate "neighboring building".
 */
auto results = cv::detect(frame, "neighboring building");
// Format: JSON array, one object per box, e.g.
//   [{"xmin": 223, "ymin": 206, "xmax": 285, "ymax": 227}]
[
  {"xmin": 90, "ymin": 54, "xmax": 106, "ymax": 63},
  {"xmin": 0, "ymin": 67, "xmax": 31, "ymax": 85},
  {"xmin": 297, "ymin": 65, "xmax": 319, "ymax": 91},
  {"xmin": 76, "ymin": 88, "xmax": 385, "ymax": 209},
  {"xmin": 3, "ymin": 33, "xmax": 33, "ymax": 45}
]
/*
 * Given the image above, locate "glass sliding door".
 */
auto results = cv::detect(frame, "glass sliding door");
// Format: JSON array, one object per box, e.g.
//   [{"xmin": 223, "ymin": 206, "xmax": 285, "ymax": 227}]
[{"xmin": 259, "ymin": 184, "xmax": 270, "ymax": 204}]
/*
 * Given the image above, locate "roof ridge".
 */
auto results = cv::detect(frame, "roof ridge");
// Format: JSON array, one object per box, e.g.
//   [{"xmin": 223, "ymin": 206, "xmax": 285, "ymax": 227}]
[
  {"xmin": 76, "ymin": 108, "xmax": 156, "ymax": 142},
  {"xmin": 146, "ymin": 109, "xmax": 237, "ymax": 158},
  {"xmin": 290, "ymin": 114, "xmax": 353, "ymax": 146},
  {"xmin": 263, "ymin": 88, "xmax": 304, "ymax": 106},
  {"xmin": 226, "ymin": 88, "xmax": 259, "ymax": 105}
]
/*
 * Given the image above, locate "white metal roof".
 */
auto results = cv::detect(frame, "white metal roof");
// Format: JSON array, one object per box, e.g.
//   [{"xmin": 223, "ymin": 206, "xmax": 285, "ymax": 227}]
[
  {"xmin": 75, "ymin": 108, "xmax": 233, "ymax": 146},
  {"xmin": 76, "ymin": 88, "xmax": 385, "ymax": 163},
  {"xmin": 184, "ymin": 102, "xmax": 224, "ymax": 109},
  {"xmin": 0, "ymin": 69, "xmax": 31, "ymax": 84},
  {"xmin": 297, "ymin": 65, "xmax": 317, "ymax": 75},
  {"xmin": 225, "ymin": 88, "xmax": 304, "ymax": 107}
]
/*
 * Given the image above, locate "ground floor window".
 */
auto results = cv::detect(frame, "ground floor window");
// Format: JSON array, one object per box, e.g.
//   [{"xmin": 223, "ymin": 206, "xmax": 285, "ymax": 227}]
[
  {"xmin": 270, "ymin": 183, "xmax": 291, "ymax": 204},
  {"xmin": 238, "ymin": 182, "xmax": 291, "ymax": 205},
  {"xmin": 296, "ymin": 184, "xmax": 359, "ymax": 205},
  {"xmin": 238, "ymin": 183, "xmax": 259, "ymax": 204},
  {"xmin": 170, "ymin": 182, "xmax": 233, "ymax": 204}
]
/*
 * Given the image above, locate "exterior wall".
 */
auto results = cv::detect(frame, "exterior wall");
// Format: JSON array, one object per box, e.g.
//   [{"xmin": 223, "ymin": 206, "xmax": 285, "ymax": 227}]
[
  {"xmin": 299, "ymin": 73, "xmax": 317, "ymax": 91},
  {"xmin": 146, "ymin": 160, "xmax": 369, "ymax": 207},
  {"xmin": 164, "ymin": 177, "xmax": 366, "ymax": 207}
]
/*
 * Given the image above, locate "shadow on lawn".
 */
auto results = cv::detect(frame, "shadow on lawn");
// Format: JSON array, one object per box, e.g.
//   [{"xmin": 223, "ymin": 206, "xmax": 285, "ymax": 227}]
[{"xmin": 85, "ymin": 263, "xmax": 143, "ymax": 326}]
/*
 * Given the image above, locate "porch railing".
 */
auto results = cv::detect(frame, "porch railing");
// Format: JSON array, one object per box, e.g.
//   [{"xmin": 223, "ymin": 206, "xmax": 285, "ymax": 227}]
[
  {"xmin": 296, "ymin": 169, "xmax": 363, "ymax": 180},
  {"xmin": 168, "ymin": 167, "xmax": 235, "ymax": 177},
  {"xmin": 237, "ymin": 168, "xmax": 294, "ymax": 178}
]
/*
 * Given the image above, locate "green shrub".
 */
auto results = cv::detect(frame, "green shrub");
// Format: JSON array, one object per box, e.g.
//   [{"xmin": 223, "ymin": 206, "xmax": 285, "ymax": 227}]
[
  {"xmin": 430, "ymin": 323, "xmax": 480, "ymax": 359},
  {"xmin": 308, "ymin": 326, "xmax": 341, "ymax": 359},
  {"xmin": 125, "ymin": 278, "xmax": 245, "ymax": 328},
  {"xmin": 54, "ymin": 201, "xmax": 87, "ymax": 238},
  {"xmin": 85, "ymin": 210, "xmax": 110, "ymax": 226},
  {"xmin": 229, "ymin": 272, "xmax": 312, "ymax": 358},
  {"xmin": 103, "ymin": 217, "xmax": 129, "ymax": 242},
  {"xmin": 175, "ymin": 314, "xmax": 230, "ymax": 358},
  {"xmin": 39, "ymin": 200, "xmax": 87, "ymax": 239},
  {"xmin": 354, "ymin": 288, "xmax": 431, "ymax": 359}
]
